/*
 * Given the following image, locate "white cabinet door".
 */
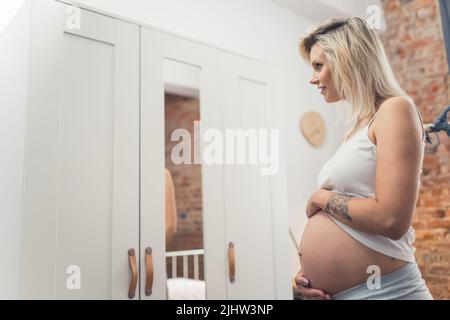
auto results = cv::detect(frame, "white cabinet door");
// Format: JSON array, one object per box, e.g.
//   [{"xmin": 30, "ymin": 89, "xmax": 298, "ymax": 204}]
[
  {"xmin": 141, "ymin": 28, "xmax": 225, "ymax": 299},
  {"xmin": 0, "ymin": 0, "xmax": 32, "ymax": 299},
  {"xmin": 220, "ymin": 52, "xmax": 292, "ymax": 299},
  {"xmin": 19, "ymin": 0, "xmax": 140, "ymax": 299}
]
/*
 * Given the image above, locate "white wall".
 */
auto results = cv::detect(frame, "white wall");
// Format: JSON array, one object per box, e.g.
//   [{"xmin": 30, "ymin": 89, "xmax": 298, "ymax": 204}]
[
  {"xmin": 0, "ymin": 0, "xmax": 27, "ymax": 35},
  {"xmin": 0, "ymin": 1, "xmax": 31, "ymax": 299},
  {"xmin": 69, "ymin": 0, "xmax": 357, "ymax": 286}
]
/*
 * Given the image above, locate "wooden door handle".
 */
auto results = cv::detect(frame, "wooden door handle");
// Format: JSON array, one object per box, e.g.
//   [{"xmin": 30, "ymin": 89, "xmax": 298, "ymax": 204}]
[
  {"xmin": 228, "ymin": 242, "xmax": 235, "ymax": 283},
  {"xmin": 145, "ymin": 247, "xmax": 154, "ymax": 296},
  {"xmin": 128, "ymin": 248, "xmax": 138, "ymax": 299}
]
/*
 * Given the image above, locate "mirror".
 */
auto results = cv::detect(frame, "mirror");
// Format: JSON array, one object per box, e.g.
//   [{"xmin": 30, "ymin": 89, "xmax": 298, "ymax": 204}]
[{"xmin": 163, "ymin": 59, "xmax": 206, "ymax": 300}]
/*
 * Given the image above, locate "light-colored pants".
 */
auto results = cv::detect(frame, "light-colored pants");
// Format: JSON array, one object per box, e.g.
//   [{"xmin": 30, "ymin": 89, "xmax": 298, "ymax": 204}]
[{"xmin": 332, "ymin": 262, "xmax": 433, "ymax": 300}]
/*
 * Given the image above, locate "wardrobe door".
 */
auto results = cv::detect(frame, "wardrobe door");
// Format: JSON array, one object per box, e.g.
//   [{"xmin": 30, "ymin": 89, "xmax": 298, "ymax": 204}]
[
  {"xmin": 0, "ymin": 0, "xmax": 32, "ymax": 299},
  {"xmin": 219, "ymin": 52, "xmax": 291, "ymax": 299},
  {"xmin": 20, "ymin": 0, "xmax": 140, "ymax": 299},
  {"xmin": 141, "ymin": 28, "xmax": 225, "ymax": 299}
]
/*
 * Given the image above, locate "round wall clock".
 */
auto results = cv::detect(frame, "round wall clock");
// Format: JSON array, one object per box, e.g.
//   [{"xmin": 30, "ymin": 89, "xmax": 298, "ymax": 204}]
[{"xmin": 300, "ymin": 111, "xmax": 326, "ymax": 148}]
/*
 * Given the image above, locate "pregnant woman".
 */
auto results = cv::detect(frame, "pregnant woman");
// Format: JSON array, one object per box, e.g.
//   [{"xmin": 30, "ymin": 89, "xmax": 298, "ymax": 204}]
[{"xmin": 294, "ymin": 17, "xmax": 433, "ymax": 300}]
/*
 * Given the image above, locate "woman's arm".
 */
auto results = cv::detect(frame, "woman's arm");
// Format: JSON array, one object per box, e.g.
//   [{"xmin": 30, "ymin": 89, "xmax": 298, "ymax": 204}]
[
  {"xmin": 311, "ymin": 97, "xmax": 424, "ymax": 240},
  {"xmin": 165, "ymin": 169, "xmax": 178, "ymax": 243}
]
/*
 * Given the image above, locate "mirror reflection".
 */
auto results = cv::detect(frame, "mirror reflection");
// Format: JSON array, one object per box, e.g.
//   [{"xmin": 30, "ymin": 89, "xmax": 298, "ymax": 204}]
[{"xmin": 164, "ymin": 59, "xmax": 205, "ymax": 300}]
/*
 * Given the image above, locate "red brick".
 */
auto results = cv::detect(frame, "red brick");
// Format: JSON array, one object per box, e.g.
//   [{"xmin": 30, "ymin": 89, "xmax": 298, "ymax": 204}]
[
  {"xmin": 416, "ymin": 5, "xmax": 434, "ymax": 19},
  {"xmin": 385, "ymin": 0, "xmax": 401, "ymax": 12}
]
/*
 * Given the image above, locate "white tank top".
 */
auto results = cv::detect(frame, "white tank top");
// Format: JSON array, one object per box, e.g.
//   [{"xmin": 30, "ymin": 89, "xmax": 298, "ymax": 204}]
[{"xmin": 317, "ymin": 109, "xmax": 425, "ymax": 263}]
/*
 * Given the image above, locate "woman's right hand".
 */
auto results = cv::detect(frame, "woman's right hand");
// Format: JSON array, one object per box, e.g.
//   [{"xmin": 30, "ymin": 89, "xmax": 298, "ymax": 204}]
[{"xmin": 294, "ymin": 271, "xmax": 331, "ymax": 300}]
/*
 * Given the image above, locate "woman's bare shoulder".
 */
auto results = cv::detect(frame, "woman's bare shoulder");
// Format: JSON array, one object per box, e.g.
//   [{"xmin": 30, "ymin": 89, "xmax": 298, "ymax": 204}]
[
  {"xmin": 378, "ymin": 96, "xmax": 417, "ymax": 113},
  {"xmin": 374, "ymin": 96, "xmax": 424, "ymax": 143}
]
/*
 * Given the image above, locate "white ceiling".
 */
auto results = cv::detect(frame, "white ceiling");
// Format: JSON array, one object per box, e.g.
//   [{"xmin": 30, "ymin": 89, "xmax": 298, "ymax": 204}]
[
  {"xmin": 270, "ymin": 0, "xmax": 347, "ymax": 22},
  {"xmin": 269, "ymin": 0, "xmax": 382, "ymax": 23}
]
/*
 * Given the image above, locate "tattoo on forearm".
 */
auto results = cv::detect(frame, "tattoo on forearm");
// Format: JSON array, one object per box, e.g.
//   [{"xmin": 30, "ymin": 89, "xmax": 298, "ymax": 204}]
[{"xmin": 325, "ymin": 195, "xmax": 353, "ymax": 222}]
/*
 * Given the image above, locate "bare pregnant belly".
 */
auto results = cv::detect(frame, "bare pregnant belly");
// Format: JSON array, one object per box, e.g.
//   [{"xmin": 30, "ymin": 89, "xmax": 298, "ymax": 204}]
[{"xmin": 299, "ymin": 211, "xmax": 408, "ymax": 295}]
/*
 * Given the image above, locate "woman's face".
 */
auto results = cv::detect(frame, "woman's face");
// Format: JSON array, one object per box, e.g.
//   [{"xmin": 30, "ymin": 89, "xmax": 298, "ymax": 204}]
[{"xmin": 309, "ymin": 44, "xmax": 341, "ymax": 103}]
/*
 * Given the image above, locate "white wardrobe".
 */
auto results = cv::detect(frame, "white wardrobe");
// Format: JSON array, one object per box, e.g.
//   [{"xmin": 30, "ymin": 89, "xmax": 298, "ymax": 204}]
[{"xmin": 0, "ymin": 0, "xmax": 291, "ymax": 300}]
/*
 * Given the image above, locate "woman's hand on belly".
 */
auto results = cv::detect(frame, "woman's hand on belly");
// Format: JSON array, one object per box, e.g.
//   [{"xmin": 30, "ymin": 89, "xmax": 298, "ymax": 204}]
[
  {"xmin": 294, "ymin": 270, "xmax": 331, "ymax": 300},
  {"xmin": 306, "ymin": 192, "xmax": 322, "ymax": 218},
  {"xmin": 306, "ymin": 188, "xmax": 336, "ymax": 218}
]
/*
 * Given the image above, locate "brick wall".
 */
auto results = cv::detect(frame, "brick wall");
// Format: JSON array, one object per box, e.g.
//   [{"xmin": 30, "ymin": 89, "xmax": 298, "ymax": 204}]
[
  {"xmin": 381, "ymin": 0, "xmax": 450, "ymax": 299},
  {"xmin": 165, "ymin": 93, "xmax": 204, "ymax": 280}
]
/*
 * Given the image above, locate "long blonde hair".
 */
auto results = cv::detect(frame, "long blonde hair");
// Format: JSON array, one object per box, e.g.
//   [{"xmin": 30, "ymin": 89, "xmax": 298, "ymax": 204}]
[{"xmin": 299, "ymin": 17, "xmax": 410, "ymax": 121}]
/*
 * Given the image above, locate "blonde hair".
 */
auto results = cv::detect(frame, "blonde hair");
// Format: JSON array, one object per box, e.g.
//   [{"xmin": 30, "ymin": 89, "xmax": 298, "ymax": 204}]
[{"xmin": 299, "ymin": 17, "xmax": 411, "ymax": 121}]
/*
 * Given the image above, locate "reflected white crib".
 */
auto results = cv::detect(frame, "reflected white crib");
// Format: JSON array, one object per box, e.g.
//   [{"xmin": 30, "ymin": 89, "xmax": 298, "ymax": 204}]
[{"xmin": 166, "ymin": 249, "xmax": 206, "ymax": 300}]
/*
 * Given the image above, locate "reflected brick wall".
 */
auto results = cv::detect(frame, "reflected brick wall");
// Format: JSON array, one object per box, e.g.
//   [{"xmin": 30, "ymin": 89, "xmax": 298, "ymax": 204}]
[
  {"xmin": 164, "ymin": 93, "xmax": 204, "ymax": 280},
  {"xmin": 381, "ymin": 0, "xmax": 450, "ymax": 299}
]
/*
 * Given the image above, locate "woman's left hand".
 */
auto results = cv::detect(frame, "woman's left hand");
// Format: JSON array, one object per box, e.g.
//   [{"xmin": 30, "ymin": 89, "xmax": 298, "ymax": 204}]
[
  {"xmin": 306, "ymin": 195, "xmax": 321, "ymax": 219},
  {"xmin": 306, "ymin": 189, "xmax": 335, "ymax": 219}
]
